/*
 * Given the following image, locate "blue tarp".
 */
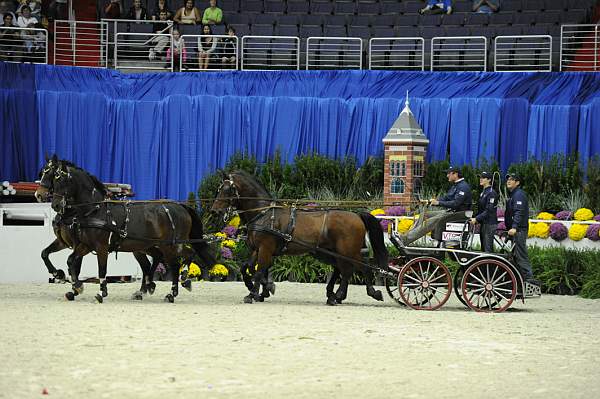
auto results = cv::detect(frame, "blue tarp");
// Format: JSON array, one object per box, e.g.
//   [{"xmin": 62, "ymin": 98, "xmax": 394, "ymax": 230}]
[{"xmin": 1, "ymin": 63, "xmax": 599, "ymax": 199}]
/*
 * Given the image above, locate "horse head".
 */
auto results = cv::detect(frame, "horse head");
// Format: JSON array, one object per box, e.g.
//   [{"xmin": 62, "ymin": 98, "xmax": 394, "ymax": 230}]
[
  {"xmin": 49, "ymin": 160, "xmax": 74, "ymax": 213},
  {"xmin": 211, "ymin": 171, "xmax": 240, "ymax": 218},
  {"xmin": 35, "ymin": 154, "xmax": 59, "ymax": 202}
]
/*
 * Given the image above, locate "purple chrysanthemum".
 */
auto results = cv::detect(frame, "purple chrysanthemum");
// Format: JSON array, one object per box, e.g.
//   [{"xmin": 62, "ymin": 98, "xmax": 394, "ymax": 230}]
[
  {"xmin": 555, "ymin": 211, "xmax": 573, "ymax": 221},
  {"xmin": 306, "ymin": 202, "xmax": 319, "ymax": 207},
  {"xmin": 385, "ymin": 206, "xmax": 406, "ymax": 216},
  {"xmin": 586, "ymin": 224, "xmax": 600, "ymax": 241},
  {"xmin": 380, "ymin": 219, "xmax": 391, "ymax": 231},
  {"xmin": 496, "ymin": 208, "xmax": 505, "ymax": 218},
  {"xmin": 549, "ymin": 222, "xmax": 568, "ymax": 241},
  {"xmin": 222, "ymin": 225, "xmax": 238, "ymax": 238},
  {"xmin": 594, "ymin": 214, "xmax": 600, "ymax": 222},
  {"xmin": 155, "ymin": 263, "xmax": 167, "ymax": 274},
  {"xmin": 220, "ymin": 247, "xmax": 233, "ymax": 259}
]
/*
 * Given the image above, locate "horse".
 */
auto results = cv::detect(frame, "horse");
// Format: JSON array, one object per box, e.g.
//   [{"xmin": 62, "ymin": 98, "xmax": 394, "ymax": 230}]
[
  {"xmin": 35, "ymin": 155, "xmax": 181, "ymax": 297},
  {"xmin": 211, "ymin": 170, "xmax": 389, "ymax": 305},
  {"xmin": 35, "ymin": 158, "xmax": 217, "ymax": 303}
]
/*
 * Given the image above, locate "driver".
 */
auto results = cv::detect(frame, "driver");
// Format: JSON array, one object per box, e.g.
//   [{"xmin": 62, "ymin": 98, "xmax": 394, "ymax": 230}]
[{"xmin": 397, "ymin": 166, "xmax": 472, "ymax": 246}]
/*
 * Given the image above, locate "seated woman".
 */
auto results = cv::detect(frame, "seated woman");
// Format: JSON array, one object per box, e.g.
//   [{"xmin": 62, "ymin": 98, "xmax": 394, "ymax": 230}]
[
  {"xmin": 220, "ymin": 25, "xmax": 236, "ymax": 68},
  {"xmin": 126, "ymin": 0, "xmax": 147, "ymax": 20},
  {"xmin": 420, "ymin": 0, "xmax": 453, "ymax": 14},
  {"xmin": 198, "ymin": 24, "xmax": 216, "ymax": 70},
  {"xmin": 151, "ymin": 0, "xmax": 172, "ymax": 20},
  {"xmin": 173, "ymin": 0, "xmax": 200, "ymax": 25},
  {"xmin": 166, "ymin": 28, "xmax": 186, "ymax": 70}
]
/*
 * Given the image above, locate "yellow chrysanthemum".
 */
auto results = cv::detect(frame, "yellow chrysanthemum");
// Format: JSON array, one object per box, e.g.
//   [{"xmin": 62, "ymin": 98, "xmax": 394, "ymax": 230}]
[
  {"xmin": 215, "ymin": 232, "xmax": 227, "ymax": 239},
  {"xmin": 209, "ymin": 263, "xmax": 229, "ymax": 276},
  {"xmin": 227, "ymin": 215, "xmax": 241, "ymax": 227},
  {"xmin": 536, "ymin": 212, "xmax": 555, "ymax": 221},
  {"xmin": 188, "ymin": 262, "xmax": 201, "ymax": 277},
  {"xmin": 532, "ymin": 222, "xmax": 550, "ymax": 239},
  {"xmin": 397, "ymin": 219, "xmax": 414, "ymax": 233},
  {"xmin": 221, "ymin": 239, "xmax": 237, "ymax": 249},
  {"xmin": 370, "ymin": 208, "xmax": 385, "ymax": 216},
  {"xmin": 568, "ymin": 224, "xmax": 588, "ymax": 241},
  {"xmin": 574, "ymin": 208, "xmax": 594, "ymax": 221}
]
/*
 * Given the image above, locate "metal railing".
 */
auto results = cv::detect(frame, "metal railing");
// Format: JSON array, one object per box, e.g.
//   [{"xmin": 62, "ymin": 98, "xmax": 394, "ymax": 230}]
[
  {"xmin": 494, "ymin": 35, "xmax": 552, "ymax": 72},
  {"xmin": 54, "ymin": 20, "xmax": 107, "ymax": 67},
  {"xmin": 431, "ymin": 36, "xmax": 487, "ymax": 72},
  {"xmin": 0, "ymin": 26, "xmax": 48, "ymax": 64},
  {"xmin": 181, "ymin": 34, "xmax": 239, "ymax": 71},
  {"xmin": 241, "ymin": 35, "xmax": 300, "ymax": 70},
  {"xmin": 306, "ymin": 37, "xmax": 362, "ymax": 70},
  {"xmin": 369, "ymin": 37, "xmax": 425, "ymax": 71},
  {"xmin": 102, "ymin": 18, "xmax": 174, "ymax": 68},
  {"xmin": 560, "ymin": 24, "xmax": 599, "ymax": 71},
  {"xmin": 114, "ymin": 32, "xmax": 173, "ymax": 71}
]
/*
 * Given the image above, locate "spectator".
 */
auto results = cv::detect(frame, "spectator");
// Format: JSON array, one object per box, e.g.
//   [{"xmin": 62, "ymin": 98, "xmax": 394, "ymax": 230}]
[
  {"xmin": 220, "ymin": 25, "xmax": 235, "ymax": 68},
  {"xmin": 472, "ymin": 0, "xmax": 500, "ymax": 13},
  {"xmin": 103, "ymin": 0, "xmax": 122, "ymax": 19},
  {"xmin": 420, "ymin": 0, "xmax": 453, "ymax": 15},
  {"xmin": 127, "ymin": 0, "xmax": 147, "ymax": 20},
  {"xmin": 148, "ymin": 9, "xmax": 170, "ymax": 60},
  {"xmin": 198, "ymin": 23, "xmax": 216, "ymax": 69},
  {"xmin": 166, "ymin": 28, "xmax": 186, "ymax": 70},
  {"xmin": 16, "ymin": 5, "xmax": 37, "ymax": 52},
  {"xmin": 0, "ymin": 13, "xmax": 20, "ymax": 61},
  {"xmin": 151, "ymin": 0, "xmax": 172, "ymax": 20},
  {"xmin": 174, "ymin": 0, "xmax": 201, "ymax": 25},
  {"xmin": 16, "ymin": 1, "xmax": 40, "ymax": 19},
  {"xmin": 202, "ymin": 0, "xmax": 222, "ymax": 25},
  {"xmin": 48, "ymin": 0, "xmax": 68, "ymax": 21}
]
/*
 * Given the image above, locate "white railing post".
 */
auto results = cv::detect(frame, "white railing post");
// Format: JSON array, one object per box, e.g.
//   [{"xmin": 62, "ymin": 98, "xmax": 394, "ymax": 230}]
[
  {"xmin": 431, "ymin": 36, "xmax": 487, "ymax": 72},
  {"xmin": 494, "ymin": 35, "xmax": 552, "ymax": 72},
  {"xmin": 369, "ymin": 37, "xmax": 425, "ymax": 71},
  {"xmin": 306, "ymin": 36, "xmax": 362, "ymax": 70},
  {"xmin": 240, "ymin": 35, "xmax": 300, "ymax": 71}
]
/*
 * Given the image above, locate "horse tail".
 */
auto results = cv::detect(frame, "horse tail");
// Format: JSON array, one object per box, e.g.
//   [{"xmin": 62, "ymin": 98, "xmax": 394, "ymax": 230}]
[
  {"xmin": 358, "ymin": 212, "xmax": 389, "ymax": 270},
  {"xmin": 182, "ymin": 205, "xmax": 218, "ymax": 268}
]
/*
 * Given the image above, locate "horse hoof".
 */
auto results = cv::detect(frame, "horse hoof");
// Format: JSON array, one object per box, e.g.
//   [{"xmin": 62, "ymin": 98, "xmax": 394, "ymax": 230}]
[
  {"xmin": 181, "ymin": 279, "xmax": 192, "ymax": 292},
  {"xmin": 326, "ymin": 297, "xmax": 337, "ymax": 306},
  {"xmin": 131, "ymin": 292, "xmax": 143, "ymax": 300},
  {"xmin": 268, "ymin": 283, "xmax": 276, "ymax": 296},
  {"xmin": 95, "ymin": 294, "xmax": 103, "ymax": 303},
  {"xmin": 73, "ymin": 282, "xmax": 84, "ymax": 295},
  {"xmin": 65, "ymin": 292, "xmax": 75, "ymax": 301},
  {"xmin": 335, "ymin": 298, "xmax": 344, "ymax": 304},
  {"xmin": 55, "ymin": 269, "xmax": 66, "ymax": 282},
  {"xmin": 243, "ymin": 295, "xmax": 253, "ymax": 304},
  {"xmin": 148, "ymin": 283, "xmax": 156, "ymax": 295},
  {"xmin": 164, "ymin": 294, "xmax": 174, "ymax": 303},
  {"xmin": 261, "ymin": 291, "xmax": 270, "ymax": 299},
  {"xmin": 256, "ymin": 295, "xmax": 265, "ymax": 302},
  {"xmin": 373, "ymin": 290, "xmax": 384, "ymax": 301}
]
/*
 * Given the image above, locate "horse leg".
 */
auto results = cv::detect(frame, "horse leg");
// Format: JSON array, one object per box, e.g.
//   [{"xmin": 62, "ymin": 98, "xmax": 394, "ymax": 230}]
[
  {"xmin": 163, "ymin": 253, "xmax": 179, "ymax": 303},
  {"xmin": 94, "ymin": 249, "xmax": 109, "ymax": 303},
  {"xmin": 260, "ymin": 268, "xmax": 276, "ymax": 299},
  {"xmin": 65, "ymin": 245, "xmax": 88, "ymax": 301},
  {"xmin": 326, "ymin": 268, "xmax": 340, "ymax": 306},
  {"xmin": 131, "ymin": 252, "xmax": 151, "ymax": 300},
  {"xmin": 244, "ymin": 247, "xmax": 272, "ymax": 304},
  {"xmin": 334, "ymin": 262, "xmax": 353, "ymax": 304},
  {"xmin": 363, "ymin": 267, "xmax": 383, "ymax": 302},
  {"xmin": 41, "ymin": 238, "xmax": 67, "ymax": 282}
]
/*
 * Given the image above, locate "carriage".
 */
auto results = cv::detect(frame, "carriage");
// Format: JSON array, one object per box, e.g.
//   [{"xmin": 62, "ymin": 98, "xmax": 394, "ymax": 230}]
[{"xmin": 379, "ymin": 211, "xmax": 542, "ymax": 313}]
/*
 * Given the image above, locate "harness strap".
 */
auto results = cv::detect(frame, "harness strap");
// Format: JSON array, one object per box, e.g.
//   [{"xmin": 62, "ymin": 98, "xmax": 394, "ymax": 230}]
[
  {"xmin": 162, "ymin": 204, "xmax": 176, "ymax": 245},
  {"xmin": 316, "ymin": 211, "xmax": 329, "ymax": 248}
]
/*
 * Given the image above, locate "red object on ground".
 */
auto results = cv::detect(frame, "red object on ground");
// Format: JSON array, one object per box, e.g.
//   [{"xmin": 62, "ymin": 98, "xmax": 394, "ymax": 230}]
[{"xmin": 42, "ymin": 388, "xmax": 48, "ymax": 395}]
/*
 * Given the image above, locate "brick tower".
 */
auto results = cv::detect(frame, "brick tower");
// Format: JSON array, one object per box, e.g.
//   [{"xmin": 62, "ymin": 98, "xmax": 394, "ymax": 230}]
[{"xmin": 382, "ymin": 93, "xmax": 429, "ymax": 206}]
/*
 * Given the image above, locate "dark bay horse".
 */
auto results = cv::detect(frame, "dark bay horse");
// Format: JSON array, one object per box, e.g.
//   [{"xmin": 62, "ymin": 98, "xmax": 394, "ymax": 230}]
[
  {"xmin": 35, "ymin": 159, "xmax": 217, "ymax": 303},
  {"xmin": 35, "ymin": 156, "xmax": 167, "ymax": 295},
  {"xmin": 211, "ymin": 170, "xmax": 389, "ymax": 305}
]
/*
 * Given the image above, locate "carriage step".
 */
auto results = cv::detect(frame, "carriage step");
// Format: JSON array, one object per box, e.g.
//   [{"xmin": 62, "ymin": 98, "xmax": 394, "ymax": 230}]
[{"xmin": 523, "ymin": 281, "xmax": 542, "ymax": 298}]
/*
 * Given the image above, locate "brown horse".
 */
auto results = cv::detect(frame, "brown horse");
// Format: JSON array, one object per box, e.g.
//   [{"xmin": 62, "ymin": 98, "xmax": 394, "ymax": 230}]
[
  {"xmin": 36, "ymin": 159, "xmax": 217, "ymax": 303},
  {"xmin": 211, "ymin": 170, "xmax": 389, "ymax": 305}
]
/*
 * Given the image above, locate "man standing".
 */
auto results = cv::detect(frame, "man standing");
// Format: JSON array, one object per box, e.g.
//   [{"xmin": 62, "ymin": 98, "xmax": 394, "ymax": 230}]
[
  {"xmin": 504, "ymin": 173, "xmax": 539, "ymax": 285},
  {"xmin": 398, "ymin": 166, "xmax": 472, "ymax": 246},
  {"xmin": 470, "ymin": 171, "xmax": 498, "ymax": 252}
]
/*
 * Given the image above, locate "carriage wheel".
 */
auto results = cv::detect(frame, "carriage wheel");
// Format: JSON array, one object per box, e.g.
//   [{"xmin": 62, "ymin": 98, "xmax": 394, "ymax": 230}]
[
  {"xmin": 453, "ymin": 268, "xmax": 469, "ymax": 308},
  {"xmin": 398, "ymin": 257, "xmax": 452, "ymax": 311},
  {"xmin": 461, "ymin": 259, "xmax": 517, "ymax": 313},
  {"xmin": 384, "ymin": 272, "xmax": 406, "ymax": 306}
]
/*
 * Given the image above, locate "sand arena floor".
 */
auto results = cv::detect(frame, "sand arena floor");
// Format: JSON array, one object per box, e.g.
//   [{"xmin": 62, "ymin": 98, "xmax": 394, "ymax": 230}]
[{"xmin": 0, "ymin": 281, "xmax": 599, "ymax": 399}]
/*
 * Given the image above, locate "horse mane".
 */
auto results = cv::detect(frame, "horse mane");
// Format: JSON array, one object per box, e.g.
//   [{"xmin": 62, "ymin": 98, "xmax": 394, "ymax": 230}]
[
  {"xmin": 231, "ymin": 170, "xmax": 271, "ymax": 198},
  {"xmin": 62, "ymin": 160, "xmax": 108, "ymax": 196}
]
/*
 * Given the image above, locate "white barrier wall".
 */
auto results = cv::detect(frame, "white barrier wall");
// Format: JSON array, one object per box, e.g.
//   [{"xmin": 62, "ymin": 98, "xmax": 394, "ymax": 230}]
[{"xmin": 0, "ymin": 203, "xmax": 141, "ymax": 283}]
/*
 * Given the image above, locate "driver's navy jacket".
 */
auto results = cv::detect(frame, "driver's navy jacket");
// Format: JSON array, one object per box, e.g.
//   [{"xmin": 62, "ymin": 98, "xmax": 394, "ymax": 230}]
[
  {"xmin": 437, "ymin": 179, "xmax": 472, "ymax": 211},
  {"xmin": 475, "ymin": 186, "xmax": 498, "ymax": 224},
  {"xmin": 505, "ymin": 187, "xmax": 529, "ymax": 230}
]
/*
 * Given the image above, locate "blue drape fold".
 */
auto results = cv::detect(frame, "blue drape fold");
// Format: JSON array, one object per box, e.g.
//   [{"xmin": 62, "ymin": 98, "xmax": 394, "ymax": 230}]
[{"xmin": 1, "ymin": 64, "xmax": 598, "ymax": 199}]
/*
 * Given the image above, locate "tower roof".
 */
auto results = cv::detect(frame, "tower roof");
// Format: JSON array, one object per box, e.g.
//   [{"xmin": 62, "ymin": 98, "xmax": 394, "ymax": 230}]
[{"xmin": 382, "ymin": 93, "xmax": 429, "ymax": 144}]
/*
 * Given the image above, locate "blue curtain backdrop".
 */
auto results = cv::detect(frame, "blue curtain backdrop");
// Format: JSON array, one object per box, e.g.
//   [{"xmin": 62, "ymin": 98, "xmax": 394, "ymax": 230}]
[{"xmin": 1, "ymin": 63, "xmax": 599, "ymax": 200}]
